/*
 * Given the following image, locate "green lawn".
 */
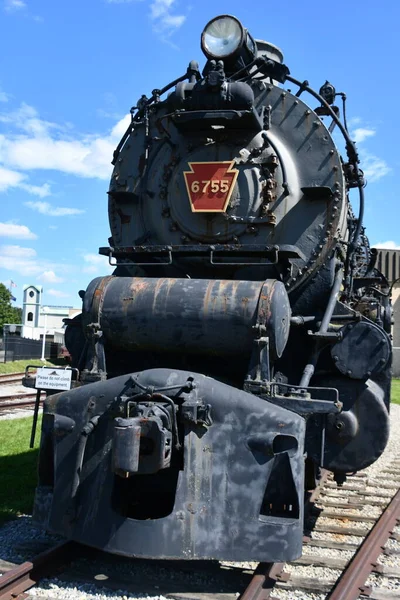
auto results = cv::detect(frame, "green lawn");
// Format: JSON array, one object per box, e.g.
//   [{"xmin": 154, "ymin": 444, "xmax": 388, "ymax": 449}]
[
  {"xmin": 0, "ymin": 359, "xmax": 60, "ymax": 375},
  {"xmin": 392, "ymin": 379, "xmax": 400, "ymax": 405},
  {"xmin": 0, "ymin": 415, "xmax": 41, "ymax": 524}
]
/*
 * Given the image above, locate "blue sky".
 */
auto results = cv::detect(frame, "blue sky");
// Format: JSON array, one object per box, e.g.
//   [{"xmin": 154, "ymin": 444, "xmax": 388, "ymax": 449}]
[{"xmin": 0, "ymin": 0, "xmax": 398, "ymax": 308}]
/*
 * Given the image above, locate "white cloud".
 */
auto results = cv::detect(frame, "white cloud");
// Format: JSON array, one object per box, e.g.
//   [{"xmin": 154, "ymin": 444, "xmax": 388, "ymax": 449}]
[
  {"xmin": 47, "ymin": 288, "xmax": 70, "ymax": 298},
  {"xmin": 25, "ymin": 201, "xmax": 84, "ymax": 217},
  {"xmin": 352, "ymin": 127, "xmax": 375, "ymax": 144},
  {"xmin": 0, "ymin": 89, "xmax": 9, "ymax": 103},
  {"xmin": 361, "ymin": 154, "xmax": 391, "ymax": 183},
  {"xmin": 0, "ymin": 244, "xmax": 41, "ymax": 276},
  {"xmin": 373, "ymin": 241, "xmax": 400, "ymax": 250},
  {"xmin": 150, "ymin": 0, "xmax": 185, "ymax": 35},
  {"xmin": 0, "ymin": 103, "xmax": 130, "ymax": 181},
  {"xmin": 0, "ymin": 222, "xmax": 37, "ymax": 239},
  {"xmin": 83, "ymin": 253, "xmax": 113, "ymax": 274},
  {"xmin": 20, "ymin": 182, "xmax": 51, "ymax": 197},
  {"xmin": 0, "ymin": 244, "xmax": 73, "ymax": 279},
  {"xmin": 0, "ymin": 166, "xmax": 22, "ymax": 191},
  {"xmin": 4, "ymin": 0, "xmax": 26, "ymax": 11},
  {"xmin": 106, "ymin": 0, "xmax": 185, "ymax": 36},
  {"xmin": 0, "ymin": 245, "xmax": 36, "ymax": 258},
  {"xmin": 0, "ymin": 165, "xmax": 51, "ymax": 196},
  {"xmin": 349, "ymin": 121, "xmax": 391, "ymax": 184},
  {"xmin": 38, "ymin": 270, "xmax": 64, "ymax": 283}
]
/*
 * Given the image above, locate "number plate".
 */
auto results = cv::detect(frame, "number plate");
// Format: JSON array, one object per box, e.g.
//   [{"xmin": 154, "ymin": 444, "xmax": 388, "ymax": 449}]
[{"xmin": 183, "ymin": 161, "xmax": 239, "ymax": 212}]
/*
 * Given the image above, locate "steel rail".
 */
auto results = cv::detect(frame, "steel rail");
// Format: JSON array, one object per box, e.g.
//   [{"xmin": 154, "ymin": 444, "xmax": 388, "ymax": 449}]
[
  {"xmin": 0, "ymin": 394, "xmax": 37, "ymax": 402},
  {"xmin": 0, "ymin": 393, "xmax": 39, "ymax": 407},
  {"xmin": 238, "ymin": 470, "xmax": 329, "ymax": 600},
  {"xmin": 0, "ymin": 540, "xmax": 79, "ymax": 600},
  {"xmin": 327, "ymin": 486, "xmax": 400, "ymax": 600},
  {"xmin": 0, "ymin": 373, "xmax": 24, "ymax": 385}
]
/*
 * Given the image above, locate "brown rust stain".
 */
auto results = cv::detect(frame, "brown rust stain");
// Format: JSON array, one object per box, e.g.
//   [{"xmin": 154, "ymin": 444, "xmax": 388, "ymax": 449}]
[
  {"xmin": 130, "ymin": 279, "xmax": 150, "ymax": 294},
  {"xmin": 203, "ymin": 279, "xmax": 215, "ymax": 317}
]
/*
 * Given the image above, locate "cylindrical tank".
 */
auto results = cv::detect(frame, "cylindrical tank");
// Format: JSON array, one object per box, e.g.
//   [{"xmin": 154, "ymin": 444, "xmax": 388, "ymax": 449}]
[{"xmin": 83, "ymin": 276, "xmax": 291, "ymax": 359}]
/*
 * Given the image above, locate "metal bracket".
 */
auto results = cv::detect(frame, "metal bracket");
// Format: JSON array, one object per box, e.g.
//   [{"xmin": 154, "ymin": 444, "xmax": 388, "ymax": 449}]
[{"xmin": 181, "ymin": 402, "xmax": 213, "ymax": 427}]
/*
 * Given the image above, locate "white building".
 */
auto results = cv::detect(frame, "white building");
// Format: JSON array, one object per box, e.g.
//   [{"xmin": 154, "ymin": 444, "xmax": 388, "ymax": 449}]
[{"xmin": 21, "ymin": 284, "xmax": 81, "ymax": 342}]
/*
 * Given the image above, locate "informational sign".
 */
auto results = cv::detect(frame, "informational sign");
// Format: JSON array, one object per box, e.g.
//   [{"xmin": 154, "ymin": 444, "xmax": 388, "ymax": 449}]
[{"xmin": 35, "ymin": 368, "xmax": 72, "ymax": 391}]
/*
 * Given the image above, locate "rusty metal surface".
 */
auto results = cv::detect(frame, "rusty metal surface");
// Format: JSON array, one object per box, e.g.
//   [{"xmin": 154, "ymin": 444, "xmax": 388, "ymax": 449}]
[
  {"xmin": 328, "ymin": 486, "xmax": 400, "ymax": 600},
  {"xmin": 0, "ymin": 541, "xmax": 77, "ymax": 600},
  {"xmin": 82, "ymin": 276, "xmax": 291, "ymax": 359}
]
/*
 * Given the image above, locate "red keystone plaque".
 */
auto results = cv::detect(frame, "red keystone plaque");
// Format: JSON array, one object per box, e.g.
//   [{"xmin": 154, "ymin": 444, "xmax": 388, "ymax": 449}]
[{"xmin": 183, "ymin": 161, "xmax": 239, "ymax": 213}]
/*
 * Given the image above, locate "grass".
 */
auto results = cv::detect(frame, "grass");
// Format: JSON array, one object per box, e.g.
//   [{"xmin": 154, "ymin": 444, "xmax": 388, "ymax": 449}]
[
  {"xmin": 392, "ymin": 379, "xmax": 400, "ymax": 405},
  {"xmin": 0, "ymin": 415, "xmax": 42, "ymax": 525},
  {"xmin": 0, "ymin": 359, "xmax": 61, "ymax": 375}
]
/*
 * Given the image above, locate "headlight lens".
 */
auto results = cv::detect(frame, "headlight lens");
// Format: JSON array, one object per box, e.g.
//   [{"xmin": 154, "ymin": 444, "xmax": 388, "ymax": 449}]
[{"xmin": 202, "ymin": 15, "xmax": 243, "ymax": 59}]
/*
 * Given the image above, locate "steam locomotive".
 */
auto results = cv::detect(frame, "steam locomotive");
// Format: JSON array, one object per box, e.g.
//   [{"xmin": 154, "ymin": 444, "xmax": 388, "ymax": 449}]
[{"xmin": 32, "ymin": 15, "xmax": 392, "ymax": 562}]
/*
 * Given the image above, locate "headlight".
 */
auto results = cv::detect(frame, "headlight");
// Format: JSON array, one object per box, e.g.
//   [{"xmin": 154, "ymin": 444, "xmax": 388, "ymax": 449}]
[{"xmin": 201, "ymin": 15, "xmax": 244, "ymax": 59}]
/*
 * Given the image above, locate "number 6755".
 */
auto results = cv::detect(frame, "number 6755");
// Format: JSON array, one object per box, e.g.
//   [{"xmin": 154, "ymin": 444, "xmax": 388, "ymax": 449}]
[{"xmin": 190, "ymin": 180, "xmax": 229, "ymax": 194}]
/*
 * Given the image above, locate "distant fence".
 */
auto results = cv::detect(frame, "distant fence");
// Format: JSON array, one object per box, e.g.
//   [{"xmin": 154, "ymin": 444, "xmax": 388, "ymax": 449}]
[{"xmin": 4, "ymin": 336, "xmax": 62, "ymax": 363}]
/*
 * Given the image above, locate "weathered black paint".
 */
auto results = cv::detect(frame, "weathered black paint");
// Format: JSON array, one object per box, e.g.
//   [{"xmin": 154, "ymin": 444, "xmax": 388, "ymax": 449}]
[
  {"xmin": 33, "ymin": 15, "xmax": 393, "ymax": 562},
  {"xmin": 34, "ymin": 369, "xmax": 306, "ymax": 561}
]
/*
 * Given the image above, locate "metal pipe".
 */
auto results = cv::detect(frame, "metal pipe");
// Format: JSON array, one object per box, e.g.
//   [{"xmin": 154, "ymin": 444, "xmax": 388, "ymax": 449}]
[
  {"xmin": 319, "ymin": 269, "xmax": 344, "ymax": 333},
  {"xmin": 71, "ymin": 416, "xmax": 99, "ymax": 499},
  {"xmin": 299, "ymin": 268, "xmax": 344, "ymax": 388}
]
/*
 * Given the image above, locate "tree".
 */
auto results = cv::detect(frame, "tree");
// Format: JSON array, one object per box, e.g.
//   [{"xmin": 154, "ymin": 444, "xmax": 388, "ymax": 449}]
[{"xmin": 0, "ymin": 283, "xmax": 22, "ymax": 335}]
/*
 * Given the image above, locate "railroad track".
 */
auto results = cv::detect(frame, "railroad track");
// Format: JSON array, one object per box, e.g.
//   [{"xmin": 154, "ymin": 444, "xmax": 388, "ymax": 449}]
[
  {"xmin": 0, "ymin": 469, "xmax": 399, "ymax": 599},
  {"xmin": 239, "ymin": 466, "xmax": 400, "ymax": 600},
  {"xmin": 0, "ymin": 373, "xmax": 25, "ymax": 386},
  {"xmin": 0, "ymin": 392, "xmax": 42, "ymax": 414},
  {"xmin": 0, "ymin": 541, "xmax": 80, "ymax": 600},
  {"xmin": 0, "ymin": 372, "xmax": 41, "ymax": 414}
]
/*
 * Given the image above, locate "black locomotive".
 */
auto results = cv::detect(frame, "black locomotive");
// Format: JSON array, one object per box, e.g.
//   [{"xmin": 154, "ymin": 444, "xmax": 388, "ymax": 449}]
[{"xmin": 32, "ymin": 15, "xmax": 392, "ymax": 562}]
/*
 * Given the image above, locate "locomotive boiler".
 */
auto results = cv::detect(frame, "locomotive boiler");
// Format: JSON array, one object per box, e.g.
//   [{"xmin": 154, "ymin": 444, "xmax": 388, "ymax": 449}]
[{"xmin": 32, "ymin": 15, "xmax": 392, "ymax": 562}]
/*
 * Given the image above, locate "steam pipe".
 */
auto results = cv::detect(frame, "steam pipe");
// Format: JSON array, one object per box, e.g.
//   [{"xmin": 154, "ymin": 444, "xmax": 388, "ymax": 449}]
[{"xmin": 299, "ymin": 268, "xmax": 344, "ymax": 388}]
